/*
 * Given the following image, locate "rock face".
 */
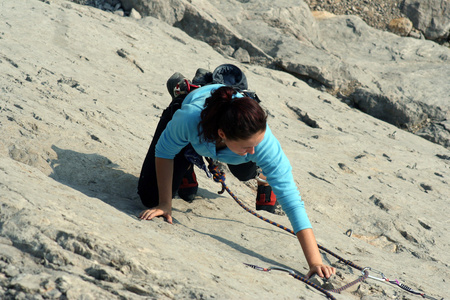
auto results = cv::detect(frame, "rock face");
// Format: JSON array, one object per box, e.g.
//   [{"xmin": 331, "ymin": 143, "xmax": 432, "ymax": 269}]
[
  {"xmin": 1, "ymin": 0, "xmax": 449, "ymax": 299},
  {"xmin": 315, "ymin": 16, "xmax": 450, "ymax": 147},
  {"xmin": 122, "ymin": 0, "xmax": 450, "ymax": 149},
  {"xmin": 402, "ymin": 0, "xmax": 450, "ymax": 41}
]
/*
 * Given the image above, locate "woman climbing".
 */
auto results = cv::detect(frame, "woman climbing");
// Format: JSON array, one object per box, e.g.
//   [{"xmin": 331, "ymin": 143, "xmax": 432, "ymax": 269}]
[{"xmin": 137, "ymin": 66, "xmax": 336, "ymax": 279}]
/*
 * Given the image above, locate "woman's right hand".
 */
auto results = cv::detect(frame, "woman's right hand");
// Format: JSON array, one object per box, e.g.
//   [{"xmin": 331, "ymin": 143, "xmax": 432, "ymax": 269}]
[
  {"xmin": 140, "ymin": 158, "xmax": 175, "ymax": 224},
  {"xmin": 139, "ymin": 205, "xmax": 173, "ymax": 224}
]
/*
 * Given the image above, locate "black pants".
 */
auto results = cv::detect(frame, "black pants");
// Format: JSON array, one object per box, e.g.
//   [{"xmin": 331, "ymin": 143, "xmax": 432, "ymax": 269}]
[{"xmin": 138, "ymin": 96, "xmax": 257, "ymax": 208}]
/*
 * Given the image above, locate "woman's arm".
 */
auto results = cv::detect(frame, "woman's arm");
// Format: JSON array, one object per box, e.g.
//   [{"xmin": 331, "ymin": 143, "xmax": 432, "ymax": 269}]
[
  {"xmin": 297, "ymin": 228, "xmax": 336, "ymax": 279},
  {"xmin": 254, "ymin": 128, "xmax": 335, "ymax": 278},
  {"xmin": 139, "ymin": 157, "xmax": 174, "ymax": 223}
]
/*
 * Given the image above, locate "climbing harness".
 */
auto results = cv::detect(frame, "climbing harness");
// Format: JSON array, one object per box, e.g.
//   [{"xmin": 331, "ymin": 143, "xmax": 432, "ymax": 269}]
[{"xmin": 205, "ymin": 158, "xmax": 441, "ymax": 300}]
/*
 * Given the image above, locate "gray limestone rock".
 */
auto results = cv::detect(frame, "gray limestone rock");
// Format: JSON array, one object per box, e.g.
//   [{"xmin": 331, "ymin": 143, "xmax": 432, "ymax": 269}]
[
  {"xmin": 402, "ymin": 0, "xmax": 450, "ymax": 41},
  {"xmin": 121, "ymin": 0, "xmax": 450, "ymax": 148},
  {"xmin": 1, "ymin": 1, "xmax": 449, "ymax": 299}
]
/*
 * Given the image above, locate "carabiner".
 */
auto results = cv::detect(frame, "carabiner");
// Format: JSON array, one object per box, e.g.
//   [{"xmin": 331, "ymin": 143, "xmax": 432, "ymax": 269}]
[
  {"xmin": 362, "ymin": 267, "xmax": 386, "ymax": 282},
  {"xmin": 255, "ymin": 174, "xmax": 268, "ymax": 184},
  {"xmin": 269, "ymin": 266, "xmax": 297, "ymax": 276}
]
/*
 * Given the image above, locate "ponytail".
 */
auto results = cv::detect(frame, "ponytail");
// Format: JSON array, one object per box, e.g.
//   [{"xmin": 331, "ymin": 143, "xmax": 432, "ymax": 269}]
[{"xmin": 198, "ymin": 86, "xmax": 267, "ymax": 142}]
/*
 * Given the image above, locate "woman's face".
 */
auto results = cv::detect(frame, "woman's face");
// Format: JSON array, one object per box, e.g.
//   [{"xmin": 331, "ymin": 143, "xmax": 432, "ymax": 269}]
[{"xmin": 219, "ymin": 129, "xmax": 266, "ymax": 156}]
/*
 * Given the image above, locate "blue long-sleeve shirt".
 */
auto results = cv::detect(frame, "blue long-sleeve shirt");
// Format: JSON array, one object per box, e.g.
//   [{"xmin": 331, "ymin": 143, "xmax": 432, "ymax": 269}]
[{"xmin": 155, "ymin": 84, "xmax": 312, "ymax": 233}]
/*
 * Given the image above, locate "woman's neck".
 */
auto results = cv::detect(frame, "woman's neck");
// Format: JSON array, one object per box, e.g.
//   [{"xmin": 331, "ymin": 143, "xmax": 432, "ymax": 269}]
[{"xmin": 215, "ymin": 139, "xmax": 226, "ymax": 150}]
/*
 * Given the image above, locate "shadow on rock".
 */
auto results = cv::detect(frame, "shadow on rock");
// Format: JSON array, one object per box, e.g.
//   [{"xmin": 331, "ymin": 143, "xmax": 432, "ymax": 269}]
[
  {"xmin": 49, "ymin": 145, "xmax": 141, "ymax": 214},
  {"xmin": 186, "ymin": 225, "xmax": 307, "ymax": 277}
]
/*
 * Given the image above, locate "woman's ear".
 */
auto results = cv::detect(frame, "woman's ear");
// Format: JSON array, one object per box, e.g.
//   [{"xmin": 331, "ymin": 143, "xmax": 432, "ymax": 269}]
[{"xmin": 217, "ymin": 129, "xmax": 226, "ymax": 140}]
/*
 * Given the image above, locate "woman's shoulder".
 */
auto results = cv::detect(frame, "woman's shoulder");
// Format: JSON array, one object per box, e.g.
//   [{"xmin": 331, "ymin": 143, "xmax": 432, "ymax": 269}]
[
  {"xmin": 253, "ymin": 125, "xmax": 281, "ymax": 158},
  {"xmin": 261, "ymin": 125, "xmax": 275, "ymax": 144},
  {"xmin": 182, "ymin": 84, "xmax": 224, "ymax": 106},
  {"xmin": 173, "ymin": 103, "xmax": 201, "ymax": 124}
]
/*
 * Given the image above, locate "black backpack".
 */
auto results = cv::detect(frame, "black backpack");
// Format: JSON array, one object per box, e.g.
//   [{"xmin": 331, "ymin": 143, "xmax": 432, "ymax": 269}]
[{"xmin": 191, "ymin": 64, "xmax": 261, "ymax": 102}]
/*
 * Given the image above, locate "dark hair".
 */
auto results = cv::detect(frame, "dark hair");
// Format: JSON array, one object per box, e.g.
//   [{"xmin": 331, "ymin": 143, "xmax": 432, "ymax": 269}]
[{"xmin": 198, "ymin": 86, "xmax": 267, "ymax": 142}]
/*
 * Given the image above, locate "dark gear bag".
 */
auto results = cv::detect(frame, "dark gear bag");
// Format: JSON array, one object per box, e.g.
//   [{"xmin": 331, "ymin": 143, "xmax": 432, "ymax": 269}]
[{"xmin": 192, "ymin": 64, "xmax": 260, "ymax": 103}]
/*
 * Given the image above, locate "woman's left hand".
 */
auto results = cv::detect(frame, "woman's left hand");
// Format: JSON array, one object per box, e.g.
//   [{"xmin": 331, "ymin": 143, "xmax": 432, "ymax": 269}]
[{"xmin": 305, "ymin": 264, "xmax": 336, "ymax": 279}]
